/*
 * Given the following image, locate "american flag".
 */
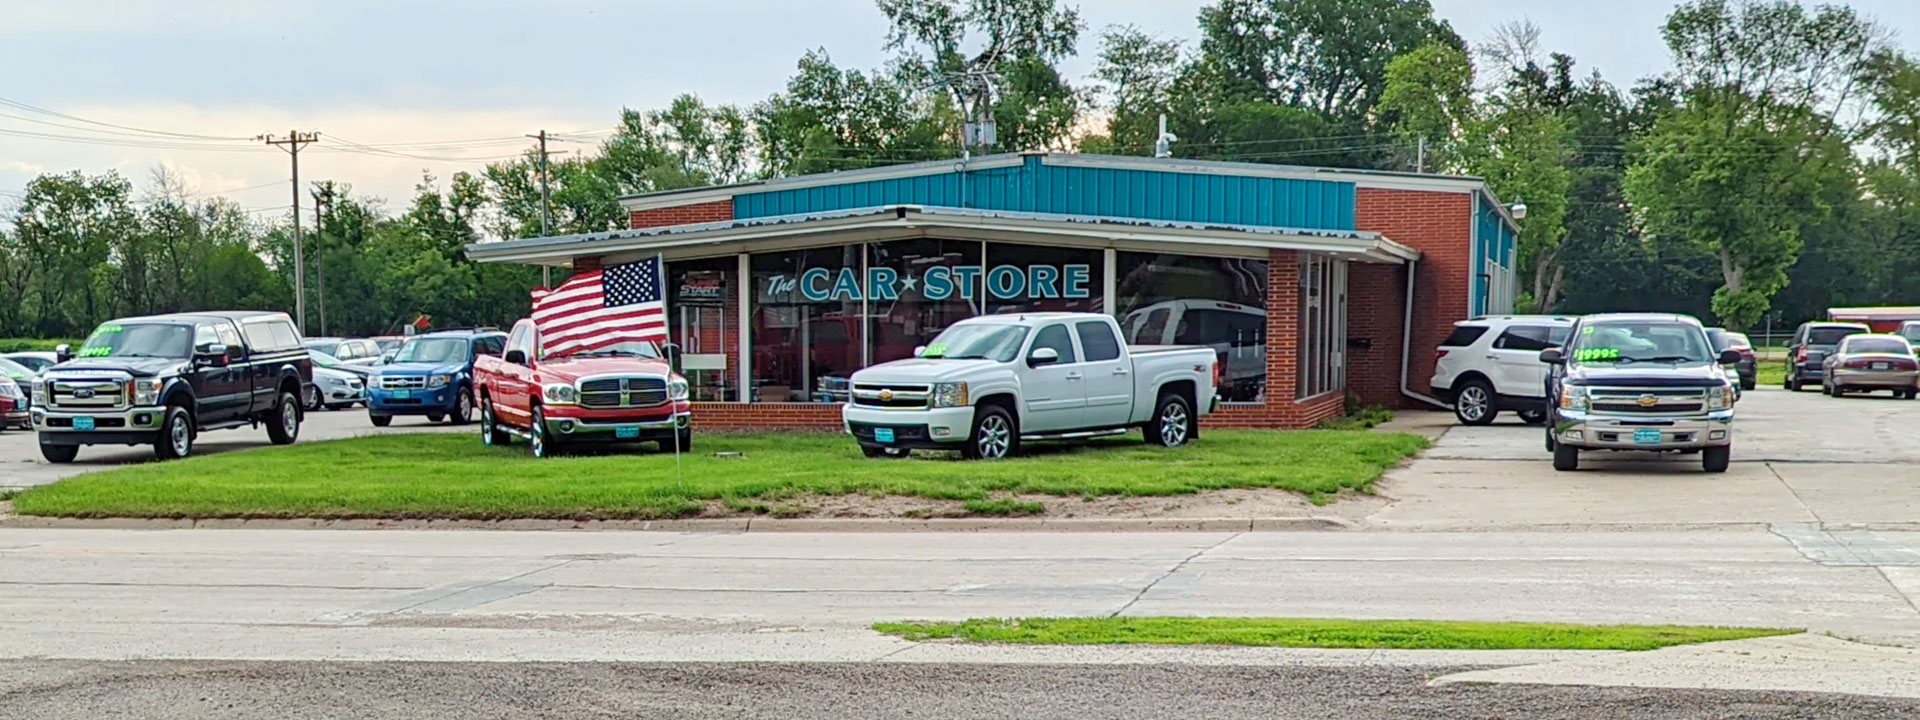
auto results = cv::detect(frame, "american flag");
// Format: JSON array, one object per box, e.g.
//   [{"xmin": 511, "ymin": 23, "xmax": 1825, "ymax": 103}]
[{"xmin": 531, "ymin": 255, "xmax": 668, "ymax": 356}]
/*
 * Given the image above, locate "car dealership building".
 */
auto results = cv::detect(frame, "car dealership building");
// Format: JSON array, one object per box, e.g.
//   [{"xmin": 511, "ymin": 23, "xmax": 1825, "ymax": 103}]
[{"xmin": 467, "ymin": 152, "xmax": 1520, "ymax": 429}]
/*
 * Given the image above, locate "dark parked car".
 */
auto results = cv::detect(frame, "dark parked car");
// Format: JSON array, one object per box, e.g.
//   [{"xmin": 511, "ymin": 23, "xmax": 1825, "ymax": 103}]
[
  {"xmin": 31, "ymin": 311, "xmax": 311, "ymax": 462},
  {"xmin": 1705, "ymin": 328, "xmax": 1757, "ymax": 391},
  {"xmin": 1784, "ymin": 322, "xmax": 1869, "ymax": 392}
]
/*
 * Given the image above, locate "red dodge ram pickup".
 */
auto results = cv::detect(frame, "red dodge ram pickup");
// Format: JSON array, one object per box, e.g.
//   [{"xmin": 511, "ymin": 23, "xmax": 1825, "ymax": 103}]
[{"xmin": 473, "ymin": 318, "xmax": 692, "ymax": 458}]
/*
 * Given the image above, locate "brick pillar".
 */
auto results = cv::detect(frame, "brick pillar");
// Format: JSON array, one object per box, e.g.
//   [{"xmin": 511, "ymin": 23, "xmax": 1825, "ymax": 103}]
[{"xmin": 1266, "ymin": 250, "xmax": 1301, "ymax": 403}]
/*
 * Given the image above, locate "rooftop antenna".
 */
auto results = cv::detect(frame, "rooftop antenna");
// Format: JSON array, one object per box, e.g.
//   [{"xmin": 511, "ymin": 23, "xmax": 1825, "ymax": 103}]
[{"xmin": 1154, "ymin": 114, "xmax": 1176, "ymax": 158}]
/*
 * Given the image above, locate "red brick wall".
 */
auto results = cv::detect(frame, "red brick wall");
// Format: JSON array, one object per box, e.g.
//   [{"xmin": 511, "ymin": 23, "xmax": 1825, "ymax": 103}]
[
  {"xmin": 694, "ymin": 402, "xmax": 840, "ymax": 430},
  {"xmin": 1355, "ymin": 188, "xmax": 1471, "ymax": 400},
  {"xmin": 571, "ymin": 255, "xmax": 601, "ymax": 276},
  {"xmin": 629, "ymin": 199, "xmax": 734, "ymax": 229},
  {"xmin": 1345, "ymin": 263, "xmax": 1407, "ymax": 407}
]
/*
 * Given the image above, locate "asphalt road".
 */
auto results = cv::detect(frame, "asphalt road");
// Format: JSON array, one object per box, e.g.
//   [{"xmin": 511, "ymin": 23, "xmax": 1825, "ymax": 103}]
[
  {"xmin": 4, "ymin": 527, "xmax": 1917, "ymax": 662},
  {"xmin": 5, "ymin": 661, "xmax": 1915, "ymax": 720},
  {"xmin": 0, "ymin": 407, "xmax": 467, "ymax": 489}
]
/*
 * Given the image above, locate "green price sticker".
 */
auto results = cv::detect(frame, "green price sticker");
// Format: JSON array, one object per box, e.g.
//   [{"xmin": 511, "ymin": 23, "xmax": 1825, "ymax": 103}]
[
  {"xmin": 1581, "ymin": 326, "xmax": 1595, "ymax": 335},
  {"xmin": 93, "ymin": 324, "xmax": 123, "ymax": 336},
  {"xmin": 78, "ymin": 346, "xmax": 112, "ymax": 358},
  {"xmin": 1575, "ymin": 347, "xmax": 1620, "ymax": 362},
  {"xmin": 922, "ymin": 343, "xmax": 948, "ymax": 358}
]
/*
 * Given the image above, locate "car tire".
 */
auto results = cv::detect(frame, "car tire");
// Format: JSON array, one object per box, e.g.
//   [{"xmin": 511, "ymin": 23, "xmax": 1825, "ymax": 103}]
[
  {"xmin": 660, "ymin": 429, "xmax": 692, "ymax": 453},
  {"xmin": 1786, "ymin": 376, "xmax": 1799, "ymax": 391},
  {"xmin": 426, "ymin": 413, "xmax": 445, "ymax": 423},
  {"xmin": 369, "ymin": 414, "xmax": 392, "ymax": 427},
  {"xmin": 1552, "ymin": 443, "xmax": 1579, "ymax": 471},
  {"xmin": 481, "ymin": 399, "xmax": 511, "ymax": 446},
  {"xmin": 1906, "ymin": 389, "xmax": 1918, "ymax": 400},
  {"xmin": 265, "ymin": 390, "xmax": 300, "ymax": 445},
  {"xmin": 450, "ymin": 389, "xmax": 474, "ymax": 425},
  {"xmin": 39, "ymin": 442, "xmax": 78, "ymax": 464},
  {"xmin": 1453, "ymin": 379, "xmax": 1497, "ymax": 426},
  {"xmin": 963, "ymin": 405, "xmax": 1017, "ymax": 460},
  {"xmin": 1702, "ymin": 446, "xmax": 1731, "ymax": 473},
  {"xmin": 1741, "ymin": 378, "xmax": 1756, "ymax": 391},
  {"xmin": 1519, "ymin": 408, "xmax": 1547, "ymax": 425},
  {"xmin": 530, "ymin": 406, "xmax": 563, "ymax": 459},
  {"xmin": 305, "ymin": 386, "xmax": 322, "ymax": 412},
  {"xmin": 861, "ymin": 445, "xmax": 909, "ymax": 459},
  {"xmin": 1144, "ymin": 392, "xmax": 1194, "ymax": 447},
  {"xmin": 153, "ymin": 406, "xmax": 194, "ymax": 460}
]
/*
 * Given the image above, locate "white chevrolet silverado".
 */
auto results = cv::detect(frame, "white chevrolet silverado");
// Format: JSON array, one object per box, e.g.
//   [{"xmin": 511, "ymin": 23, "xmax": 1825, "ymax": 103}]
[{"xmin": 842, "ymin": 312, "xmax": 1222, "ymax": 459}]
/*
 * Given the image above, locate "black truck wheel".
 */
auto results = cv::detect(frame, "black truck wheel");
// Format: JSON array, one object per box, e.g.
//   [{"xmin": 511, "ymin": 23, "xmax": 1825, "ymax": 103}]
[
  {"xmin": 266, "ymin": 390, "xmax": 301, "ymax": 445},
  {"xmin": 1552, "ymin": 443, "xmax": 1579, "ymax": 471},
  {"xmin": 153, "ymin": 406, "xmax": 194, "ymax": 460},
  {"xmin": 39, "ymin": 442, "xmax": 78, "ymax": 464},
  {"xmin": 1703, "ymin": 446, "xmax": 1731, "ymax": 473}
]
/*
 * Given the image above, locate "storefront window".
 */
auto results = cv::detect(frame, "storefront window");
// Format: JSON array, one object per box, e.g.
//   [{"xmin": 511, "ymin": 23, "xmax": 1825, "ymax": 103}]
[
  {"xmin": 1296, "ymin": 254, "xmax": 1347, "ymax": 399},
  {"xmin": 866, "ymin": 239, "xmax": 984, "ymax": 366},
  {"xmin": 751, "ymin": 245, "xmax": 863, "ymax": 402},
  {"xmin": 983, "ymin": 243, "xmax": 1103, "ymax": 315},
  {"xmin": 665, "ymin": 256, "xmax": 737, "ymax": 401},
  {"xmin": 1114, "ymin": 253, "xmax": 1269, "ymax": 402}
]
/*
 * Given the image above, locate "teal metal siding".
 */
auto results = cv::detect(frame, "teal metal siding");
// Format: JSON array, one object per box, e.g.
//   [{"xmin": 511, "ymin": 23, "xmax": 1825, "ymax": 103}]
[{"xmin": 733, "ymin": 156, "xmax": 1358, "ymax": 231}]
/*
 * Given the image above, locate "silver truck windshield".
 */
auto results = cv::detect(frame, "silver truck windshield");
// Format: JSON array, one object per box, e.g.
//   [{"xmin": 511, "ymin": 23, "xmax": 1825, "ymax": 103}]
[
  {"xmin": 923, "ymin": 324, "xmax": 1030, "ymax": 362},
  {"xmin": 1568, "ymin": 322, "xmax": 1713, "ymax": 364}
]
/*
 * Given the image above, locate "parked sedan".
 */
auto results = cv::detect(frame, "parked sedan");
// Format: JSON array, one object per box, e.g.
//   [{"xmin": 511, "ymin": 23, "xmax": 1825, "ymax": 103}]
[
  {"xmin": 1822, "ymin": 334, "xmax": 1919, "ymax": 399},
  {"xmin": 1, "ymin": 351, "xmax": 58, "ymax": 375},
  {"xmin": 307, "ymin": 350, "xmax": 368, "ymax": 410},
  {"xmin": 0, "ymin": 356, "xmax": 33, "ymax": 429},
  {"xmin": 1705, "ymin": 328, "xmax": 1758, "ymax": 390}
]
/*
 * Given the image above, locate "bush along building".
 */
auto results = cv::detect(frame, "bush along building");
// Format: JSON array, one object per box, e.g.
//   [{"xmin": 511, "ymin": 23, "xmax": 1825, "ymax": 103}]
[{"xmin": 467, "ymin": 152, "xmax": 1520, "ymax": 430}]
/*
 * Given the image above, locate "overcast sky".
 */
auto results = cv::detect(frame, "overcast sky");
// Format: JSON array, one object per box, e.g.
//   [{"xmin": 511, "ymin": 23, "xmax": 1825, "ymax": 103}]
[{"xmin": 4, "ymin": 0, "xmax": 1918, "ymax": 217}]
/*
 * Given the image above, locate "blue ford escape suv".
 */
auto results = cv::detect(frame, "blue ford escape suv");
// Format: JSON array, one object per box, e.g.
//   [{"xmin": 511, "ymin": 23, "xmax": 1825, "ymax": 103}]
[{"xmin": 366, "ymin": 328, "xmax": 507, "ymax": 426}]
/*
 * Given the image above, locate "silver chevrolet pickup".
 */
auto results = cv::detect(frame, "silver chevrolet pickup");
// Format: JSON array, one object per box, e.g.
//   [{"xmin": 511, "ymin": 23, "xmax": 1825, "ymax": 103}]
[{"xmin": 1540, "ymin": 313, "xmax": 1743, "ymax": 473}]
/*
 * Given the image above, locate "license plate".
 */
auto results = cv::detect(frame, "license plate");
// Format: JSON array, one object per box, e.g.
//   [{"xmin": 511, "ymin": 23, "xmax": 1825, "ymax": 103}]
[
  {"xmin": 615, "ymin": 426, "xmax": 640, "ymax": 439},
  {"xmin": 874, "ymin": 428, "xmax": 895, "ymax": 443},
  {"xmin": 1873, "ymin": 362, "xmax": 1891, "ymax": 370},
  {"xmin": 392, "ymin": 389, "xmax": 411, "ymax": 399},
  {"xmin": 72, "ymin": 416, "xmax": 94, "ymax": 431},
  {"xmin": 1633, "ymin": 428, "xmax": 1662, "ymax": 444}
]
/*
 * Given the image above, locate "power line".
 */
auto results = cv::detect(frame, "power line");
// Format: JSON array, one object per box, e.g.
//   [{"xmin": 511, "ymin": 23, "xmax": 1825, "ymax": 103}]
[
  {"xmin": 0, "ymin": 126, "xmax": 268, "ymax": 152},
  {"xmin": 0, "ymin": 95, "xmax": 254, "ymax": 141}
]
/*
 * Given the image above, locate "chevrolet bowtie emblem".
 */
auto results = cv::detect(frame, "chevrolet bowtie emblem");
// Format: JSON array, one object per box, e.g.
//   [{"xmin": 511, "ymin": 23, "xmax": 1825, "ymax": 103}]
[
  {"xmin": 879, "ymin": 389, "xmax": 895, "ymax": 402},
  {"xmin": 1636, "ymin": 394, "xmax": 1659, "ymax": 407}
]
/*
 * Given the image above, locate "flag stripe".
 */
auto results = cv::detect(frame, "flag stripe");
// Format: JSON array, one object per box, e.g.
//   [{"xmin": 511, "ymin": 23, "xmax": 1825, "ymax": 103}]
[{"xmin": 529, "ymin": 258, "xmax": 667, "ymax": 358}]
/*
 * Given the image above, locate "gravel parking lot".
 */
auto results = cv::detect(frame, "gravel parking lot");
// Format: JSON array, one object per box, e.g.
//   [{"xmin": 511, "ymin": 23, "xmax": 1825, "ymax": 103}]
[
  {"xmin": 0, "ymin": 409, "xmax": 467, "ymax": 490},
  {"xmin": 4, "ymin": 661, "xmax": 1914, "ymax": 720},
  {"xmin": 1370, "ymin": 387, "xmax": 1920, "ymax": 528}
]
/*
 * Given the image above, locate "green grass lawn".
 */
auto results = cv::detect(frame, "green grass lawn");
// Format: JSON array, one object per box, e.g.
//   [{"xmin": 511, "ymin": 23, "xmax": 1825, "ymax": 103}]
[
  {"xmin": 1756, "ymin": 357, "xmax": 1787, "ymax": 387},
  {"xmin": 12, "ymin": 430, "xmax": 1428, "ymax": 520},
  {"xmin": 873, "ymin": 617, "xmax": 1799, "ymax": 651}
]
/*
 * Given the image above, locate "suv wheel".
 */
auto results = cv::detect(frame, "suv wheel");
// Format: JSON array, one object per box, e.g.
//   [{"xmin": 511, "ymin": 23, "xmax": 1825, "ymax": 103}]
[
  {"xmin": 154, "ymin": 406, "xmax": 194, "ymax": 460},
  {"xmin": 1786, "ymin": 375, "xmax": 1799, "ymax": 391},
  {"xmin": 963, "ymin": 405, "xmax": 1017, "ymax": 460},
  {"xmin": 369, "ymin": 414, "xmax": 392, "ymax": 427},
  {"xmin": 451, "ymin": 389, "xmax": 474, "ymax": 425},
  {"xmin": 266, "ymin": 390, "xmax": 301, "ymax": 445},
  {"xmin": 1454, "ymin": 379, "xmax": 1497, "ymax": 426},
  {"xmin": 1519, "ymin": 408, "xmax": 1547, "ymax": 425},
  {"xmin": 1552, "ymin": 443, "xmax": 1579, "ymax": 471},
  {"xmin": 1145, "ymin": 392, "xmax": 1194, "ymax": 447},
  {"xmin": 39, "ymin": 442, "xmax": 78, "ymax": 464},
  {"xmin": 1702, "ymin": 446, "xmax": 1731, "ymax": 473}
]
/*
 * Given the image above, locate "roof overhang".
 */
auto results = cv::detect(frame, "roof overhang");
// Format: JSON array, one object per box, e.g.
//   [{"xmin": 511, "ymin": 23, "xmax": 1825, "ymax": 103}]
[{"xmin": 466, "ymin": 205, "xmax": 1421, "ymax": 267}]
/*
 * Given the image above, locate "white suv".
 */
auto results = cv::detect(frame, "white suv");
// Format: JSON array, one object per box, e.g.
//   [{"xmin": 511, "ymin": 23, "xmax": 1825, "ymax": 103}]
[{"xmin": 1430, "ymin": 315, "xmax": 1574, "ymax": 426}]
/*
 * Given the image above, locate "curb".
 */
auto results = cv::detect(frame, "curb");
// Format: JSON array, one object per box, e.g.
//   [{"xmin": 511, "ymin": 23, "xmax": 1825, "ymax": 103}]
[{"xmin": 0, "ymin": 515, "xmax": 1354, "ymax": 533}]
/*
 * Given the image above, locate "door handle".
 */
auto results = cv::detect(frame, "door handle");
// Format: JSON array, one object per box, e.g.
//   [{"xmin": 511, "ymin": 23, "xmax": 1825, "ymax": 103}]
[
  {"xmin": 1112, "ymin": 367, "xmax": 1130, "ymax": 375},
  {"xmin": 1064, "ymin": 372, "xmax": 1083, "ymax": 381}
]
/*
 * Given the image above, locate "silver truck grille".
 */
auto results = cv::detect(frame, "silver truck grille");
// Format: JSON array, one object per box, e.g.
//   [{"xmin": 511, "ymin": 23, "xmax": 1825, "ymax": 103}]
[
  {"xmin": 850, "ymin": 382, "xmax": 932, "ymax": 409},
  {"xmin": 48, "ymin": 377, "xmax": 129, "ymax": 409},
  {"xmin": 579, "ymin": 376, "xmax": 669, "ymax": 409},
  {"xmin": 1588, "ymin": 387, "xmax": 1709, "ymax": 414}
]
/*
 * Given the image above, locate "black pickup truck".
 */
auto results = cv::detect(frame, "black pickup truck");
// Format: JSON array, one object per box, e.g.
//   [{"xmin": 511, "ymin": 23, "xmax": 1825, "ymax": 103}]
[{"xmin": 30, "ymin": 311, "xmax": 312, "ymax": 462}]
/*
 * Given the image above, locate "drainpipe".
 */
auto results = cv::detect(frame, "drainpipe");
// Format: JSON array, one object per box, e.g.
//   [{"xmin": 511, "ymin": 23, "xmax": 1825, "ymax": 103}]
[{"xmin": 1400, "ymin": 257, "xmax": 1448, "ymax": 409}]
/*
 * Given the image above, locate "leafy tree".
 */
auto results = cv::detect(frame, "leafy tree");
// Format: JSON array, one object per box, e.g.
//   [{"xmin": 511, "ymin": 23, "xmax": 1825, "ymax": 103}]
[
  {"xmin": 483, "ymin": 150, "xmax": 623, "ymax": 240},
  {"xmin": 1195, "ymin": 0, "xmax": 1462, "ymax": 120},
  {"xmin": 1378, "ymin": 41, "xmax": 1475, "ymax": 173},
  {"xmin": 1625, "ymin": 0, "xmax": 1882, "ymax": 329},
  {"xmin": 876, "ymin": 0, "xmax": 1085, "ymax": 151},
  {"xmin": 12, "ymin": 171, "xmax": 138, "ymax": 335},
  {"xmin": 755, "ymin": 50, "xmax": 958, "ymax": 175},
  {"xmin": 600, "ymin": 94, "xmax": 756, "ymax": 194}
]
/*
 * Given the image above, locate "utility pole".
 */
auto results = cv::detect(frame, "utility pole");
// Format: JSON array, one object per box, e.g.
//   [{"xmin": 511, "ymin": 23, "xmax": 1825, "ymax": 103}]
[
  {"xmin": 260, "ymin": 130, "xmax": 321, "ymax": 332},
  {"xmin": 312, "ymin": 184, "xmax": 332, "ymax": 336},
  {"xmin": 1416, "ymin": 136, "xmax": 1427, "ymax": 174},
  {"xmin": 527, "ymin": 130, "xmax": 553, "ymax": 287}
]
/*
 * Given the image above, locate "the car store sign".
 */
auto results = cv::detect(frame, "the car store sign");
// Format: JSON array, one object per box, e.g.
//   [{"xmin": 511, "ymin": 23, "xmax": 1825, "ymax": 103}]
[{"xmin": 763, "ymin": 264, "xmax": 1094, "ymax": 303}]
